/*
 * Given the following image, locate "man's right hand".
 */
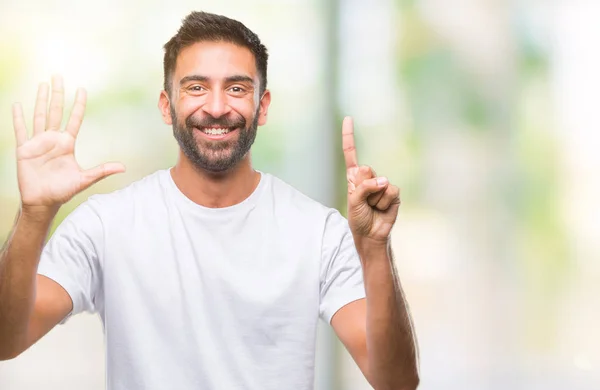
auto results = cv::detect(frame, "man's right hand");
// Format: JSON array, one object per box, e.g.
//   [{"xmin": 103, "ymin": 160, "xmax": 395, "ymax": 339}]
[{"xmin": 12, "ymin": 75, "xmax": 125, "ymax": 214}]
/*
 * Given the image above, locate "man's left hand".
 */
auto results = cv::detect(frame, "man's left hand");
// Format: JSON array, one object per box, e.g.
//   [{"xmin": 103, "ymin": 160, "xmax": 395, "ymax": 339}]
[{"xmin": 342, "ymin": 116, "xmax": 401, "ymax": 246}]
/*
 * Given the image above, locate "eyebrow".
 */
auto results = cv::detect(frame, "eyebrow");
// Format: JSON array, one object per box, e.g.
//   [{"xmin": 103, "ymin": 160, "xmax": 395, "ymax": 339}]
[{"xmin": 179, "ymin": 75, "xmax": 255, "ymax": 86}]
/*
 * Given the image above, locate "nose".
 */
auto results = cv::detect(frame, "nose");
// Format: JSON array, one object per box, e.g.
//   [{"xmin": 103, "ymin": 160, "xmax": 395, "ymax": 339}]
[{"xmin": 201, "ymin": 90, "xmax": 232, "ymax": 118}]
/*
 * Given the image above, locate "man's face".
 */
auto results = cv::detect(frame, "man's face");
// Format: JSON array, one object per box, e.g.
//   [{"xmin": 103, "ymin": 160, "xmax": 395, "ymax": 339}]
[{"xmin": 162, "ymin": 41, "xmax": 270, "ymax": 173}]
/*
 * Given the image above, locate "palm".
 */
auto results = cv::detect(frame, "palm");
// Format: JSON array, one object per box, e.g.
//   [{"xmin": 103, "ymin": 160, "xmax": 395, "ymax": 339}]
[
  {"xmin": 18, "ymin": 131, "xmax": 81, "ymax": 206},
  {"xmin": 12, "ymin": 76, "xmax": 125, "ymax": 209}
]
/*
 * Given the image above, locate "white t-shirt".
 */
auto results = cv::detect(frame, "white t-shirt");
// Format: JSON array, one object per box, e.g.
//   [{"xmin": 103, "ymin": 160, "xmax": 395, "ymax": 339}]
[{"xmin": 37, "ymin": 169, "xmax": 365, "ymax": 390}]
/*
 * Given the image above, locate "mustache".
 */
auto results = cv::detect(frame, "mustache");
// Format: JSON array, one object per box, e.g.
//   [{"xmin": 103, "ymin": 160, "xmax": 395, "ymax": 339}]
[{"xmin": 185, "ymin": 114, "xmax": 246, "ymax": 129}]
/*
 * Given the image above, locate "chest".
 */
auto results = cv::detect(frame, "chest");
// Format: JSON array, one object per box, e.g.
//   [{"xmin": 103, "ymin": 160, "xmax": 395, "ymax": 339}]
[
  {"xmin": 100, "ymin": 215, "xmax": 322, "ymax": 390},
  {"xmin": 102, "ymin": 212, "xmax": 322, "ymax": 330}
]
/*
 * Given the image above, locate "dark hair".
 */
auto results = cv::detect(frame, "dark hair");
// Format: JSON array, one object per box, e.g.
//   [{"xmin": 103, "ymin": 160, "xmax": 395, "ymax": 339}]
[{"xmin": 163, "ymin": 11, "xmax": 269, "ymax": 97}]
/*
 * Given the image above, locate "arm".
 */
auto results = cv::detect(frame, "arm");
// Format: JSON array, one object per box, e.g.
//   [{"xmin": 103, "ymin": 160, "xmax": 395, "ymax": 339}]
[
  {"xmin": 333, "ymin": 116, "xmax": 419, "ymax": 389},
  {"xmin": 332, "ymin": 242, "xmax": 418, "ymax": 390},
  {"xmin": 0, "ymin": 76, "xmax": 124, "ymax": 360},
  {"xmin": 0, "ymin": 208, "xmax": 73, "ymax": 360}
]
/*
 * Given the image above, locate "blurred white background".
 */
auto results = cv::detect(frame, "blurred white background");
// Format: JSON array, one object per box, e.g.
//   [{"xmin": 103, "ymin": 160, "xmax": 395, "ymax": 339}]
[{"xmin": 1, "ymin": 0, "xmax": 599, "ymax": 389}]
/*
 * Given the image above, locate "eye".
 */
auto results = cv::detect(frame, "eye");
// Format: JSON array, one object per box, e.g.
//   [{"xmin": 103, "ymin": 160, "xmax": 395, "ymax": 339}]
[
  {"xmin": 228, "ymin": 86, "xmax": 245, "ymax": 94},
  {"xmin": 186, "ymin": 85, "xmax": 207, "ymax": 95}
]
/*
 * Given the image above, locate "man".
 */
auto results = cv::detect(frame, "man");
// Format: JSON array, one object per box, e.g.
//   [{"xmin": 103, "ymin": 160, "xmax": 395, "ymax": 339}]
[{"xmin": 0, "ymin": 11, "xmax": 419, "ymax": 390}]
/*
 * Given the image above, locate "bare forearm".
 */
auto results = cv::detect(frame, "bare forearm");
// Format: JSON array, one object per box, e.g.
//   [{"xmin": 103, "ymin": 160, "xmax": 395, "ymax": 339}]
[
  {"xmin": 357, "ymin": 239, "xmax": 419, "ymax": 390},
  {"xmin": 0, "ymin": 206, "xmax": 56, "ymax": 358}
]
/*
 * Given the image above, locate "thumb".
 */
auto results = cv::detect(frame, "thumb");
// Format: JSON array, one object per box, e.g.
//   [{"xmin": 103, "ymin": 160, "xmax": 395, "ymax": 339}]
[
  {"xmin": 354, "ymin": 176, "xmax": 389, "ymax": 201},
  {"xmin": 80, "ymin": 162, "xmax": 126, "ymax": 190}
]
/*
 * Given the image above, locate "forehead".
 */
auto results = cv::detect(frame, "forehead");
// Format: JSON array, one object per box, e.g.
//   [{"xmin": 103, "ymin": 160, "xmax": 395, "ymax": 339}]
[{"xmin": 175, "ymin": 41, "xmax": 257, "ymax": 81}]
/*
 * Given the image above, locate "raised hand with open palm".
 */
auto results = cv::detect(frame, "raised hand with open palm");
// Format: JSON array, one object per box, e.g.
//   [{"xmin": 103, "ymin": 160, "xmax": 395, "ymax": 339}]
[{"xmin": 13, "ymin": 76, "xmax": 125, "ymax": 213}]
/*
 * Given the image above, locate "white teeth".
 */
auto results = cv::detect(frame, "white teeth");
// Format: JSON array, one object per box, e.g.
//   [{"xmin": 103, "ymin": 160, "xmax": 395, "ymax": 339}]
[{"xmin": 203, "ymin": 127, "xmax": 230, "ymax": 135}]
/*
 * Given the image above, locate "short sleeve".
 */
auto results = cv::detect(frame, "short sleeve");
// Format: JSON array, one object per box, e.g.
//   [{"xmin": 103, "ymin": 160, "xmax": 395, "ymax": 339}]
[
  {"xmin": 37, "ymin": 200, "xmax": 104, "ymax": 324},
  {"xmin": 319, "ymin": 210, "xmax": 366, "ymax": 324}
]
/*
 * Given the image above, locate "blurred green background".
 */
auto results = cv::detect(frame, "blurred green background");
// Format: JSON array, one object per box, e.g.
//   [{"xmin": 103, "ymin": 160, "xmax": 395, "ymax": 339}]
[{"xmin": 1, "ymin": 0, "xmax": 599, "ymax": 389}]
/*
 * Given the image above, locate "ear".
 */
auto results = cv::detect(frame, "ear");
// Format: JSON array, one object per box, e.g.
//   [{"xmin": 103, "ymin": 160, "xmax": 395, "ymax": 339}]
[
  {"xmin": 257, "ymin": 90, "xmax": 271, "ymax": 126},
  {"xmin": 158, "ymin": 90, "xmax": 173, "ymax": 125}
]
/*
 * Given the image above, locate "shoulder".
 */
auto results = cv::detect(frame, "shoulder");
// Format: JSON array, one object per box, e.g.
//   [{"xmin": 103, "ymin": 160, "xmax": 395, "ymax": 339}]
[
  {"xmin": 265, "ymin": 174, "xmax": 331, "ymax": 212},
  {"xmin": 89, "ymin": 169, "xmax": 166, "ymax": 202},
  {"xmin": 263, "ymin": 173, "xmax": 347, "ymax": 226},
  {"xmin": 78, "ymin": 169, "xmax": 169, "ymax": 219}
]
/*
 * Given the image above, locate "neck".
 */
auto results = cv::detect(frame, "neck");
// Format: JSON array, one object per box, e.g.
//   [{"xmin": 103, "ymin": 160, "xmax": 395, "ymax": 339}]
[{"xmin": 170, "ymin": 151, "xmax": 261, "ymax": 208}]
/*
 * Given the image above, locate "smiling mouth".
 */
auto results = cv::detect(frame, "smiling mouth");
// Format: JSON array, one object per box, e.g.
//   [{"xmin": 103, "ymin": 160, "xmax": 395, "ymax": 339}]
[{"xmin": 199, "ymin": 127, "xmax": 236, "ymax": 135}]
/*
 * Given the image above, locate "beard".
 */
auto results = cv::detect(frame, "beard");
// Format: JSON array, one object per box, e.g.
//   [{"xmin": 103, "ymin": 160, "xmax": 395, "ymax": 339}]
[{"xmin": 171, "ymin": 106, "xmax": 259, "ymax": 173}]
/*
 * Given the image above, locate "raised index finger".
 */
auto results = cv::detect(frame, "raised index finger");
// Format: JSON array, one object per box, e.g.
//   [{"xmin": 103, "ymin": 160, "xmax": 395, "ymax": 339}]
[{"xmin": 342, "ymin": 116, "xmax": 358, "ymax": 172}]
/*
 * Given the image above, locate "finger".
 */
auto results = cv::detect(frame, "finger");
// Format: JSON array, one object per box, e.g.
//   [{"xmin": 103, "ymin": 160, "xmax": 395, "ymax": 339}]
[
  {"xmin": 363, "ymin": 167, "xmax": 382, "ymax": 204},
  {"xmin": 46, "ymin": 75, "xmax": 65, "ymax": 130},
  {"xmin": 12, "ymin": 103, "xmax": 28, "ymax": 147},
  {"xmin": 354, "ymin": 176, "xmax": 389, "ymax": 201},
  {"xmin": 342, "ymin": 116, "xmax": 359, "ymax": 174},
  {"xmin": 374, "ymin": 185, "xmax": 400, "ymax": 211},
  {"xmin": 33, "ymin": 83, "xmax": 49, "ymax": 135},
  {"xmin": 349, "ymin": 165, "xmax": 375, "ymax": 192},
  {"xmin": 356, "ymin": 165, "xmax": 375, "ymax": 182},
  {"xmin": 367, "ymin": 190, "xmax": 385, "ymax": 207},
  {"xmin": 65, "ymin": 88, "xmax": 87, "ymax": 137},
  {"xmin": 79, "ymin": 162, "xmax": 126, "ymax": 190}
]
